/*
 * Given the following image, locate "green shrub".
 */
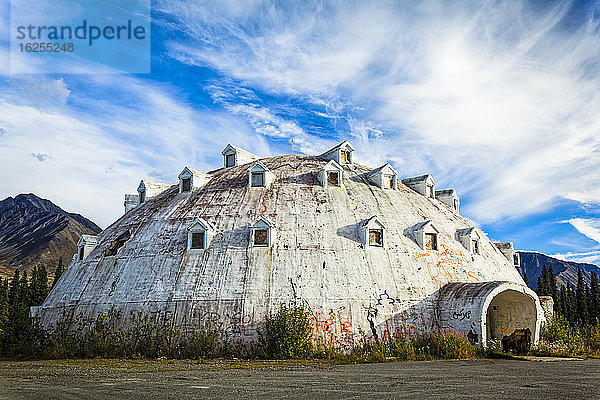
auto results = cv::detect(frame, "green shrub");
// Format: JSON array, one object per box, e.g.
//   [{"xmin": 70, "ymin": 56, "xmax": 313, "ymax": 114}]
[
  {"xmin": 263, "ymin": 303, "xmax": 313, "ymax": 359},
  {"xmin": 534, "ymin": 314, "xmax": 585, "ymax": 356}
]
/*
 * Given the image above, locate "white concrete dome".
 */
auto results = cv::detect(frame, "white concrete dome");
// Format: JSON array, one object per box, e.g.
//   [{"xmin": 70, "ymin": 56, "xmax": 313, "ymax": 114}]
[{"xmin": 37, "ymin": 143, "xmax": 544, "ymax": 346}]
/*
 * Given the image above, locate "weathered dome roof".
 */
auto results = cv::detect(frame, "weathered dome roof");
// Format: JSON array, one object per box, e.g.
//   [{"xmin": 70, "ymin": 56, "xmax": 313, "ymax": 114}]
[{"xmin": 38, "ymin": 151, "xmax": 542, "ymax": 345}]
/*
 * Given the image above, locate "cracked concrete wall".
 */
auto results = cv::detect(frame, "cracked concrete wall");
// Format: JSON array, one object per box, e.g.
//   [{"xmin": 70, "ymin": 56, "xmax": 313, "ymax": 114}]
[{"xmin": 38, "ymin": 154, "xmax": 539, "ymax": 345}]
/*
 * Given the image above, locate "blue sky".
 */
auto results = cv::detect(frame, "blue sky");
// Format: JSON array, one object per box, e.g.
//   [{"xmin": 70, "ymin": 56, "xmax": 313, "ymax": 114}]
[{"xmin": 1, "ymin": 0, "xmax": 600, "ymax": 265}]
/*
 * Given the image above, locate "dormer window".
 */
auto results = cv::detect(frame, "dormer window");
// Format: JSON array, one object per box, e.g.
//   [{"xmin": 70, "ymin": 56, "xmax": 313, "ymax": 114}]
[
  {"xmin": 401, "ymin": 174, "xmax": 435, "ymax": 198},
  {"xmin": 385, "ymin": 175, "xmax": 395, "ymax": 189},
  {"xmin": 191, "ymin": 232, "xmax": 205, "ymax": 249},
  {"xmin": 251, "ymin": 216, "xmax": 275, "ymax": 248},
  {"xmin": 254, "ymin": 229, "xmax": 268, "ymax": 246},
  {"xmin": 137, "ymin": 180, "xmax": 171, "ymax": 203},
  {"xmin": 251, "ymin": 172, "xmax": 265, "ymax": 187},
  {"xmin": 320, "ymin": 141, "xmax": 355, "ymax": 165},
  {"xmin": 182, "ymin": 178, "xmax": 191, "ymax": 192},
  {"xmin": 178, "ymin": 167, "xmax": 211, "ymax": 194},
  {"xmin": 408, "ymin": 220, "xmax": 440, "ymax": 250},
  {"xmin": 369, "ymin": 229, "xmax": 383, "ymax": 246},
  {"xmin": 472, "ymin": 239, "xmax": 480, "ymax": 255},
  {"xmin": 456, "ymin": 227, "xmax": 480, "ymax": 254},
  {"xmin": 426, "ymin": 183, "xmax": 435, "ymax": 199},
  {"xmin": 435, "ymin": 189, "xmax": 460, "ymax": 213},
  {"xmin": 360, "ymin": 216, "xmax": 386, "ymax": 248},
  {"xmin": 77, "ymin": 235, "xmax": 99, "ymax": 261},
  {"xmin": 226, "ymin": 154, "xmax": 235, "ymax": 168},
  {"xmin": 188, "ymin": 218, "xmax": 215, "ymax": 251},
  {"xmin": 340, "ymin": 149, "xmax": 352, "ymax": 164},
  {"xmin": 327, "ymin": 171, "xmax": 340, "ymax": 187},
  {"xmin": 222, "ymin": 144, "xmax": 259, "ymax": 168},
  {"xmin": 247, "ymin": 161, "xmax": 274, "ymax": 189},
  {"xmin": 318, "ymin": 160, "xmax": 344, "ymax": 188},
  {"xmin": 494, "ymin": 242, "xmax": 516, "ymax": 264},
  {"xmin": 368, "ymin": 164, "xmax": 398, "ymax": 190},
  {"xmin": 425, "ymin": 233, "xmax": 438, "ymax": 250}
]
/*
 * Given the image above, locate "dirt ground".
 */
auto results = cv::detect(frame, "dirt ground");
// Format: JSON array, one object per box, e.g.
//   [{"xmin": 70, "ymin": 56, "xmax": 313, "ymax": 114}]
[{"xmin": 0, "ymin": 358, "xmax": 597, "ymax": 399}]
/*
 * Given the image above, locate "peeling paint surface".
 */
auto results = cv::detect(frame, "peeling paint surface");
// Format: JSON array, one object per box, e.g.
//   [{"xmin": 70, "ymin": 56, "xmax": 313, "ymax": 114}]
[{"xmin": 38, "ymin": 154, "xmax": 541, "ymax": 345}]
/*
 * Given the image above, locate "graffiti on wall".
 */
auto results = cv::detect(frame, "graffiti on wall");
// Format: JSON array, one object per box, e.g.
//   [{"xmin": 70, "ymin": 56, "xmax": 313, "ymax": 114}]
[
  {"xmin": 369, "ymin": 290, "xmax": 429, "ymax": 340},
  {"xmin": 452, "ymin": 309, "xmax": 471, "ymax": 321},
  {"xmin": 309, "ymin": 310, "xmax": 353, "ymax": 336},
  {"xmin": 413, "ymin": 244, "xmax": 483, "ymax": 283}
]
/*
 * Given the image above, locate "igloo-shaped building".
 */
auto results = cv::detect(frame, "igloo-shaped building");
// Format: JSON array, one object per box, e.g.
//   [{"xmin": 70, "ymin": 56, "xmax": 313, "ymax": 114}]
[{"xmin": 36, "ymin": 142, "xmax": 544, "ymax": 346}]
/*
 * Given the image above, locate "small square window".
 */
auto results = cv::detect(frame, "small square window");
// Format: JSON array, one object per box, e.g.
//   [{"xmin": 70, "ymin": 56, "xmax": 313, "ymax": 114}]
[
  {"xmin": 139, "ymin": 191, "xmax": 145, "ymax": 203},
  {"xmin": 251, "ymin": 172, "xmax": 265, "ymax": 187},
  {"xmin": 226, "ymin": 154, "xmax": 236, "ymax": 168},
  {"xmin": 340, "ymin": 150, "xmax": 351, "ymax": 164},
  {"xmin": 454, "ymin": 199, "xmax": 458, "ymax": 210},
  {"xmin": 426, "ymin": 184, "xmax": 434, "ymax": 198},
  {"xmin": 254, "ymin": 229, "xmax": 268, "ymax": 246},
  {"xmin": 472, "ymin": 239, "xmax": 479, "ymax": 254},
  {"xmin": 425, "ymin": 233, "xmax": 437, "ymax": 250},
  {"xmin": 369, "ymin": 229, "xmax": 383, "ymax": 246},
  {"xmin": 182, "ymin": 178, "xmax": 191, "ymax": 192},
  {"xmin": 191, "ymin": 232, "xmax": 205, "ymax": 249},
  {"xmin": 327, "ymin": 171, "xmax": 340, "ymax": 187},
  {"xmin": 79, "ymin": 247, "xmax": 85, "ymax": 261},
  {"xmin": 384, "ymin": 175, "xmax": 395, "ymax": 189}
]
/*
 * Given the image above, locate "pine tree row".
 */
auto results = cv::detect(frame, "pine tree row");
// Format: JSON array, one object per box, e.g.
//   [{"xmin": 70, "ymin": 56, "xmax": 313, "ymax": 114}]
[
  {"xmin": 0, "ymin": 258, "xmax": 64, "ymax": 352},
  {"xmin": 533, "ymin": 264, "xmax": 600, "ymax": 326}
]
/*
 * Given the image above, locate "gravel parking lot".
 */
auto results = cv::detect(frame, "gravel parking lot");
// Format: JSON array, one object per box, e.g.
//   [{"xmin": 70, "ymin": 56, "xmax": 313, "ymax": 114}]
[{"xmin": 0, "ymin": 358, "xmax": 597, "ymax": 399}]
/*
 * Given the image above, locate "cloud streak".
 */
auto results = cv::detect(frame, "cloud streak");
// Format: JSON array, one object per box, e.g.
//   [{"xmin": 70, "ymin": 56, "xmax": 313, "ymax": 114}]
[
  {"xmin": 159, "ymin": 0, "xmax": 600, "ymax": 223},
  {"xmin": 0, "ymin": 74, "xmax": 268, "ymax": 227}
]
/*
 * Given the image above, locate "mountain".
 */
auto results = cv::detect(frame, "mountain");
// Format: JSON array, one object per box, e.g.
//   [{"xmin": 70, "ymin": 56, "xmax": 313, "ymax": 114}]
[
  {"xmin": 0, "ymin": 194, "xmax": 101, "ymax": 277},
  {"xmin": 517, "ymin": 251, "xmax": 600, "ymax": 290}
]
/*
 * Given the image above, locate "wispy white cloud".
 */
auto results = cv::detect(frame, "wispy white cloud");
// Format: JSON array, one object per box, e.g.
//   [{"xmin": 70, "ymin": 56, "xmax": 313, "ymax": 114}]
[
  {"xmin": 0, "ymin": 74, "xmax": 268, "ymax": 227},
  {"xmin": 159, "ymin": 0, "xmax": 600, "ymax": 223},
  {"xmin": 565, "ymin": 218, "xmax": 600, "ymax": 244},
  {"xmin": 550, "ymin": 218, "xmax": 600, "ymax": 264},
  {"xmin": 552, "ymin": 249, "xmax": 600, "ymax": 265},
  {"xmin": 205, "ymin": 80, "xmax": 329, "ymax": 154}
]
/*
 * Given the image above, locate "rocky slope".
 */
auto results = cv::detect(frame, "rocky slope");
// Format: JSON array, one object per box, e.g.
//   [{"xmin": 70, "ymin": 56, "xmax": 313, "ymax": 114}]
[
  {"xmin": 0, "ymin": 194, "xmax": 101, "ymax": 277},
  {"xmin": 517, "ymin": 251, "xmax": 600, "ymax": 290}
]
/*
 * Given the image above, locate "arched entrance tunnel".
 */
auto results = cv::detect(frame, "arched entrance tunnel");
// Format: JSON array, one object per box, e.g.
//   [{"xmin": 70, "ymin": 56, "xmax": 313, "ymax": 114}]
[
  {"xmin": 485, "ymin": 289, "xmax": 537, "ymax": 341},
  {"xmin": 438, "ymin": 281, "xmax": 544, "ymax": 346}
]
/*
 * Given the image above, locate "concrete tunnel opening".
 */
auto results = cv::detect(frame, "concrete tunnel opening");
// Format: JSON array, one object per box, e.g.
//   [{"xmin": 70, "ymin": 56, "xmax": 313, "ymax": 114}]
[
  {"xmin": 438, "ymin": 281, "xmax": 544, "ymax": 347},
  {"xmin": 485, "ymin": 289, "xmax": 537, "ymax": 342}
]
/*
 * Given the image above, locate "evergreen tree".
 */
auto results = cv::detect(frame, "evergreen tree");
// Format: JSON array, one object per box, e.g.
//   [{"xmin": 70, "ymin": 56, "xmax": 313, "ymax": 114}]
[
  {"xmin": 19, "ymin": 271, "xmax": 30, "ymax": 307},
  {"xmin": 590, "ymin": 272, "xmax": 600, "ymax": 324},
  {"xmin": 536, "ymin": 275, "xmax": 544, "ymax": 295},
  {"xmin": 587, "ymin": 286, "xmax": 593, "ymax": 325},
  {"xmin": 30, "ymin": 266, "xmax": 48, "ymax": 306},
  {"xmin": 6, "ymin": 270, "xmax": 31, "ymax": 348},
  {"xmin": 566, "ymin": 283, "xmax": 577, "ymax": 325},
  {"xmin": 51, "ymin": 258, "xmax": 64, "ymax": 289},
  {"xmin": 548, "ymin": 265, "xmax": 559, "ymax": 300},
  {"xmin": 0, "ymin": 278, "xmax": 8, "ymax": 338},
  {"xmin": 576, "ymin": 269, "xmax": 589, "ymax": 326},
  {"xmin": 523, "ymin": 271, "xmax": 529, "ymax": 287},
  {"xmin": 558, "ymin": 285, "xmax": 567, "ymax": 318},
  {"xmin": 8, "ymin": 270, "xmax": 20, "ymax": 309},
  {"xmin": 537, "ymin": 265, "xmax": 550, "ymax": 296}
]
